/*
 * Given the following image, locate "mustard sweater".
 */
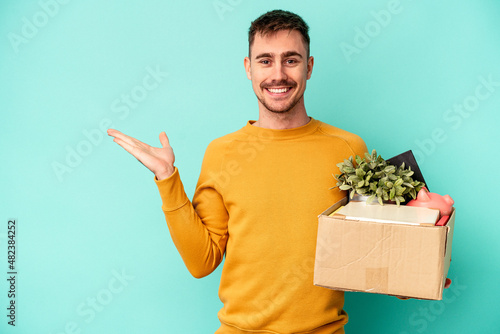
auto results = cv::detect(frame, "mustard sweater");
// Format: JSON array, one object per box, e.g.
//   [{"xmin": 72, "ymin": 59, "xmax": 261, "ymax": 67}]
[{"xmin": 155, "ymin": 118, "xmax": 367, "ymax": 333}]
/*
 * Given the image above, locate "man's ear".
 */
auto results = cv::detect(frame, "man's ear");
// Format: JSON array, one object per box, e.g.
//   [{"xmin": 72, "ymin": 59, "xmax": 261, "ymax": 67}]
[
  {"xmin": 306, "ymin": 56, "xmax": 314, "ymax": 80},
  {"xmin": 244, "ymin": 56, "xmax": 252, "ymax": 80}
]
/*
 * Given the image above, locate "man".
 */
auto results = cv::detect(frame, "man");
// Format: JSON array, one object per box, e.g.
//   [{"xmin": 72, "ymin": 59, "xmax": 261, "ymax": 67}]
[{"xmin": 108, "ymin": 10, "xmax": 367, "ymax": 333}]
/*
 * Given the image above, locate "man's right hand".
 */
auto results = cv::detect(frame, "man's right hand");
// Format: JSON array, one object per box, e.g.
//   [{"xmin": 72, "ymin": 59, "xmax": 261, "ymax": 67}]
[{"xmin": 107, "ymin": 129, "xmax": 175, "ymax": 180}]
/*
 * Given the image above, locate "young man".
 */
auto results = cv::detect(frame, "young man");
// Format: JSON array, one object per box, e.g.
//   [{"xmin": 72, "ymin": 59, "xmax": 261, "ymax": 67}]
[{"xmin": 108, "ymin": 10, "xmax": 367, "ymax": 333}]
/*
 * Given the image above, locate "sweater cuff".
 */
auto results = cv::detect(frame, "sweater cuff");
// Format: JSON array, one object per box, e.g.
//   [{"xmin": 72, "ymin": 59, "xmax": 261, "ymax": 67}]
[{"xmin": 154, "ymin": 167, "xmax": 190, "ymax": 211}]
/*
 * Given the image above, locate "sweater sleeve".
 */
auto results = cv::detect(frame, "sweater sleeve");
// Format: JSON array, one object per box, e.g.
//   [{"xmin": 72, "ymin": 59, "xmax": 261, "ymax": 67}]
[
  {"xmin": 317, "ymin": 121, "xmax": 368, "ymax": 158},
  {"xmin": 155, "ymin": 143, "xmax": 229, "ymax": 278},
  {"xmin": 350, "ymin": 134, "xmax": 368, "ymax": 158}
]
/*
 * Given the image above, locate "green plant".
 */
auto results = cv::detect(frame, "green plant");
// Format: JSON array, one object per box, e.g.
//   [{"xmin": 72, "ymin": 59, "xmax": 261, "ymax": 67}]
[{"xmin": 333, "ymin": 150, "xmax": 425, "ymax": 205}]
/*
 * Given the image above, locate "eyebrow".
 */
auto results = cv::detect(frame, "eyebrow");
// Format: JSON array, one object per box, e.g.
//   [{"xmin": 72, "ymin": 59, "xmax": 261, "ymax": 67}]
[{"xmin": 255, "ymin": 51, "xmax": 303, "ymax": 60}]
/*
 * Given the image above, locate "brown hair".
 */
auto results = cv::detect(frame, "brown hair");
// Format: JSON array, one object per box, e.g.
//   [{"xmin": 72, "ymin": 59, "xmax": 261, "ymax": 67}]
[{"xmin": 248, "ymin": 10, "xmax": 310, "ymax": 58}]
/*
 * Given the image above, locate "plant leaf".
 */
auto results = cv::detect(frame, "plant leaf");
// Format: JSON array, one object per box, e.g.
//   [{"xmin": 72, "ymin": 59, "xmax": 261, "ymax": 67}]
[
  {"xmin": 377, "ymin": 196, "xmax": 384, "ymax": 205},
  {"xmin": 384, "ymin": 166, "xmax": 396, "ymax": 173},
  {"xmin": 367, "ymin": 194, "xmax": 376, "ymax": 203},
  {"xmin": 356, "ymin": 168, "xmax": 366, "ymax": 178}
]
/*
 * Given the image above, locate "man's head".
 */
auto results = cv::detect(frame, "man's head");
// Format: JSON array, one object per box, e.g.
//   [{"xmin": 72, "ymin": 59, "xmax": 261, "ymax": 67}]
[
  {"xmin": 245, "ymin": 10, "xmax": 314, "ymax": 116},
  {"xmin": 248, "ymin": 10, "xmax": 310, "ymax": 58}
]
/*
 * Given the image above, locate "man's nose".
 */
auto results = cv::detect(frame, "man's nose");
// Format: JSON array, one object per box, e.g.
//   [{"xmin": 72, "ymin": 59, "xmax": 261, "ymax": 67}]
[{"xmin": 270, "ymin": 63, "xmax": 287, "ymax": 82}]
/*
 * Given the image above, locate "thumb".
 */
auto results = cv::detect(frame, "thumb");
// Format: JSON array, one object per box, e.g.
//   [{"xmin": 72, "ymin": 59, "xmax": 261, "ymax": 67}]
[{"xmin": 159, "ymin": 131, "xmax": 170, "ymax": 148}]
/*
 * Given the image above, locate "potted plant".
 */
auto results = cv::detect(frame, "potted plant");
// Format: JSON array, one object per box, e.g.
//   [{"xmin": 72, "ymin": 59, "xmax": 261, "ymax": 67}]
[{"xmin": 333, "ymin": 150, "xmax": 425, "ymax": 205}]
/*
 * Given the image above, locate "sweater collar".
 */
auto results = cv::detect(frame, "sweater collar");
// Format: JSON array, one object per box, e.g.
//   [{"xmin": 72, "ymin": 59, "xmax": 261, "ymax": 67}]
[{"xmin": 242, "ymin": 117, "xmax": 320, "ymax": 141}]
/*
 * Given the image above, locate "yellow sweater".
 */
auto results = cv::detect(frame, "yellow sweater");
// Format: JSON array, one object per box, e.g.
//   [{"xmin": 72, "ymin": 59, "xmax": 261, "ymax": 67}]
[{"xmin": 155, "ymin": 118, "xmax": 367, "ymax": 333}]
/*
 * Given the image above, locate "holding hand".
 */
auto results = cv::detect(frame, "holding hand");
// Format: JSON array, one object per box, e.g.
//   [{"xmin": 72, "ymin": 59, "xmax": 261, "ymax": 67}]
[
  {"xmin": 107, "ymin": 129, "xmax": 175, "ymax": 180},
  {"xmin": 396, "ymin": 278, "xmax": 452, "ymax": 300}
]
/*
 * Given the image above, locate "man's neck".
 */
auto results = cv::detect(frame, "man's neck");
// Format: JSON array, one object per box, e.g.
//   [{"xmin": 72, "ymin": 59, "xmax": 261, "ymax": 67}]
[{"xmin": 253, "ymin": 105, "xmax": 310, "ymax": 130}]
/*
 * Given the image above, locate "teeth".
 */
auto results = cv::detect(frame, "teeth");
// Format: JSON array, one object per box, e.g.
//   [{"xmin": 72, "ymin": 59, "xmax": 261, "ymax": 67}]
[{"xmin": 267, "ymin": 88, "xmax": 289, "ymax": 93}]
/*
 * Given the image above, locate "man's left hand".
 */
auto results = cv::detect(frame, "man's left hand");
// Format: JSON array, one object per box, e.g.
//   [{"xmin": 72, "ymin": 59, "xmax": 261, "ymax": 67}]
[{"xmin": 396, "ymin": 278, "xmax": 452, "ymax": 300}]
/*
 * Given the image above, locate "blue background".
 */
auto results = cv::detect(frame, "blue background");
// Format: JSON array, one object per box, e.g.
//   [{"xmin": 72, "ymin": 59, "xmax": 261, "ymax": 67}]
[{"xmin": 1, "ymin": 0, "xmax": 499, "ymax": 333}]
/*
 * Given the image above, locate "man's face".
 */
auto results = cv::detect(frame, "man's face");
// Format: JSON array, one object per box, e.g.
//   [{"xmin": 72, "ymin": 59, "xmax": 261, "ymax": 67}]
[{"xmin": 244, "ymin": 30, "xmax": 314, "ymax": 114}]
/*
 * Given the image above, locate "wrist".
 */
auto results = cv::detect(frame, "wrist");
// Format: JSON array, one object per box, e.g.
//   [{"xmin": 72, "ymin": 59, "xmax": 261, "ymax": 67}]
[{"xmin": 155, "ymin": 165, "xmax": 174, "ymax": 181}]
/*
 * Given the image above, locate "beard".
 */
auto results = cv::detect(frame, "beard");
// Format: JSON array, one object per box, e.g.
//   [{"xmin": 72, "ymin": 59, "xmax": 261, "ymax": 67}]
[
  {"xmin": 257, "ymin": 94, "xmax": 303, "ymax": 114},
  {"xmin": 258, "ymin": 80, "xmax": 302, "ymax": 114}
]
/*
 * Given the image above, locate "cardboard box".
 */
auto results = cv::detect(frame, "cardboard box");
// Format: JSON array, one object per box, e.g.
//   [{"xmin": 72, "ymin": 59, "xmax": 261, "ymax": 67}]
[{"xmin": 314, "ymin": 197, "xmax": 455, "ymax": 300}]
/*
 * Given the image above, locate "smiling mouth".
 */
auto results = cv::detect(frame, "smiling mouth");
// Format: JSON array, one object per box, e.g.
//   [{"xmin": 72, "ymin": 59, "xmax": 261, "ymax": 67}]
[{"xmin": 266, "ymin": 87, "xmax": 292, "ymax": 94}]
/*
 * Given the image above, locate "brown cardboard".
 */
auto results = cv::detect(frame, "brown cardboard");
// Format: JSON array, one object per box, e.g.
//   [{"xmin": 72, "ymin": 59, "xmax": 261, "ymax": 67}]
[{"xmin": 314, "ymin": 198, "xmax": 455, "ymax": 300}]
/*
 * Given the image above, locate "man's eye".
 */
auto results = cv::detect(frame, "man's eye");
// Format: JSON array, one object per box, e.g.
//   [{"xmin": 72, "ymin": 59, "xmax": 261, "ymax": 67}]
[
  {"xmin": 260, "ymin": 60, "xmax": 270, "ymax": 65},
  {"xmin": 286, "ymin": 59, "xmax": 297, "ymax": 64}
]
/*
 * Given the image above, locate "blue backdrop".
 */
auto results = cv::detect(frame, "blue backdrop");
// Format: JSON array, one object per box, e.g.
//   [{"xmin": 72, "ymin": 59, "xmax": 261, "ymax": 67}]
[{"xmin": 1, "ymin": 0, "xmax": 499, "ymax": 333}]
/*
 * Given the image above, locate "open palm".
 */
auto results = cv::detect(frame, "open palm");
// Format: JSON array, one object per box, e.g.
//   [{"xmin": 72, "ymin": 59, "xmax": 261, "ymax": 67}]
[{"xmin": 107, "ymin": 129, "xmax": 175, "ymax": 180}]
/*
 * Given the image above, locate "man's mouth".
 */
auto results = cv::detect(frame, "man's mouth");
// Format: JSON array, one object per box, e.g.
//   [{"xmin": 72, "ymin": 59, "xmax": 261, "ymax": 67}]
[{"xmin": 265, "ymin": 87, "xmax": 292, "ymax": 94}]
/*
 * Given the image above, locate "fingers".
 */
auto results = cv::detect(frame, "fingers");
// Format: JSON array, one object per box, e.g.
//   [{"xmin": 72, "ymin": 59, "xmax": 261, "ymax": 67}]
[
  {"xmin": 108, "ymin": 129, "xmax": 172, "ymax": 167},
  {"xmin": 107, "ymin": 129, "xmax": 144, "ymax": 148},
  {"xmin": 112, "ymin": 137, "xmax": 139, "ymax": 157},
  {"xmin": 107, "ymin": 128, "xmax": 123, "ymax": 137},
  {"xmin": 108, "ymin": 129, "xmax": 144, "ymax": 157},
  {"xmin": 107, "ymin": 128, "xmax": 132, "ymax": 142},
  {"xmin": 396, "ymin": 296, "xmax": 411, "ymax": 300},
  {"xmin": 108, "ymin": 129, "xmax": 151, "ymax": 153},
  {"xmin": 159, "ymin": 131, "xmax": 170, "ymax": 148}
]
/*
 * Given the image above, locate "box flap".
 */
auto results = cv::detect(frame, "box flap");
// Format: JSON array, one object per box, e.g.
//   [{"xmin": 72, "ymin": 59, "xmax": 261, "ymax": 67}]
[{"xmin": 318, "ymin": 196, "xmax": 348, "ymax": 217}]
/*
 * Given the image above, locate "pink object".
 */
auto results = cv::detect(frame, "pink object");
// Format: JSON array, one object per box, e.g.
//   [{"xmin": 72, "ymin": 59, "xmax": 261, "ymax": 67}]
[
  {"xmin": 407, "ymin": 188, "xmax": 454, "ymax": 217},
  {"xmin": 435, "ymin": 215, "xmax": 450, "ymax": 226}
]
